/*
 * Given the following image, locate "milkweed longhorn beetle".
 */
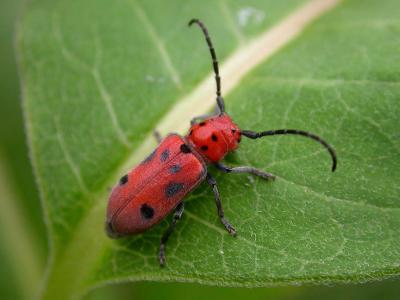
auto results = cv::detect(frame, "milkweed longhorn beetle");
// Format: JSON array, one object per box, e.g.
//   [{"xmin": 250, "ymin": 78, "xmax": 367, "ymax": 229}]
[{"xmin": 106, "ymin": 19, "xmax": 337, "ymax": 266}]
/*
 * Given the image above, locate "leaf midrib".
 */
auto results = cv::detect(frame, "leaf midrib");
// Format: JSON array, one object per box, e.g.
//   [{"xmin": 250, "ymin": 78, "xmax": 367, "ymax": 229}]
[{"xmin": 39, "ymin": 0, "xmax": 343, "ymax": 298}]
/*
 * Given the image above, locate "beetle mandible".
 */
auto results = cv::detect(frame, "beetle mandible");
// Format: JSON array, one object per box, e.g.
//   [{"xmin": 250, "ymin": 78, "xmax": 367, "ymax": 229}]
[{"xmin": 106, "ymin": 19, "xmax": 337, "ymax": 266}]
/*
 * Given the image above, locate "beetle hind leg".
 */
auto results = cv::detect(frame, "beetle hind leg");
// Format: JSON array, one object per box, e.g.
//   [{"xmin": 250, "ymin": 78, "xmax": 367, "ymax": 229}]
[{"xmin": 159, "ymin": 202, "xmax": 185, "ymax": 266}]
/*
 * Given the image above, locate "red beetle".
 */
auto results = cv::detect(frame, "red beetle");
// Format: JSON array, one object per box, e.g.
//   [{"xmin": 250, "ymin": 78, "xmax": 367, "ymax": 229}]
[{"xmin": 106, "ymin": 19, "xmax": 337, "ymax": 266}]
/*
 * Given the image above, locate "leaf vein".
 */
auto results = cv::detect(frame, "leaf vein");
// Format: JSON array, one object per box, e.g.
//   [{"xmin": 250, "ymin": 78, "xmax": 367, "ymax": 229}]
[
  {"xmin": 219, "ymin": 1, "xmax": 246, "ymax": 46},
  {"xmin": 53, "ymin": 14, "xmax": 131, "ymax": 148},
  {"xmin": 54, "ymin": 117, "xmax": 89, "ymax": 195},
  {"xmin": 92, "ymin": 67, "xmax": 132, "ymax": 148},
  {"xmin": 249, "ymin": 76, "xmax": 400, "ymax": 86},
  {"xmin": 131, "ymin": 1, "xmax": 183, "ymax": 90},
  {"xmin": 277, "ymin": 176, "xmax": 400, "ymax": 211}
]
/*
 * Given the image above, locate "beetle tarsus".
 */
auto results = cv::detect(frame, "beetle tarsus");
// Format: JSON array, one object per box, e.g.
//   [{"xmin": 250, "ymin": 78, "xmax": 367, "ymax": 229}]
[
  {"xmin": 222, "ymin": 218, "xmax": 237, "ymax": 237},
  {"xmin": 159, "ymin": 244, "xmax": 166, "ymax": 267}
]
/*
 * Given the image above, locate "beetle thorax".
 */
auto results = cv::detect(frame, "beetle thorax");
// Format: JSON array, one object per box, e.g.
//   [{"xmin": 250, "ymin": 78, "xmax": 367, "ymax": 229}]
[{"xmin": 186, "ymin": 114, "xmax": 241, "ymax": 162}]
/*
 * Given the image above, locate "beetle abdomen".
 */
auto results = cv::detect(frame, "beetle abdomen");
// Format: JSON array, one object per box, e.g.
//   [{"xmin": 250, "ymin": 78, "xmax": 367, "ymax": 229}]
[{"xmin": 106, "ymin": 134, "xmax": 207, "ymax": 237}]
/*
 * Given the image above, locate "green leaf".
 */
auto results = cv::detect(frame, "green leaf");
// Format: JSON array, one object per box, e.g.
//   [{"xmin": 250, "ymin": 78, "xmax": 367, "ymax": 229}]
[{"xmin": 18, "ymin": 0, "xmax": 400, "ymax": 298}]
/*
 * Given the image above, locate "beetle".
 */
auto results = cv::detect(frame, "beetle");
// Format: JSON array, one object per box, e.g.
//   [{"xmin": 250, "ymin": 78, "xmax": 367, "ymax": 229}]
[{"xmin": 106, "ymin": 19, "xmax": 337, "ymax": 266}]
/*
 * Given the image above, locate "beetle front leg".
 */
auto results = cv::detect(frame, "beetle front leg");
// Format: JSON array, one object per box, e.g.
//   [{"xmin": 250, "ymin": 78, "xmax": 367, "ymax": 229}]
[
  {"xmin": 153, "ymin": 131, "xmax": 162, "ymax": 143},
  {"xmin": 159, "ymin": 202, "xmax": 185, "ymax": 266},
  {"xmin": 190, "ymin": 105, "xmax": 220, "ymax": 125},
  {"xmin": 215, "ymin": 162, "xmax": 276, "ymax": 181},
  {"xmin": 206, "ymin": 173, "xmax": 236, "ymax": 236}
]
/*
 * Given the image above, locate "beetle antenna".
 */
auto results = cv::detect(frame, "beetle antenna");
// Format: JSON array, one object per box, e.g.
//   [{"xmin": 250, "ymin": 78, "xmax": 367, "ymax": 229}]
[
  {"xmin": 241, "ymin": 129, "xmax": 337, "ymax": 172},
  {"xmin": 189, "ymin": 18, "xmax": 225, "ymax": 114}
]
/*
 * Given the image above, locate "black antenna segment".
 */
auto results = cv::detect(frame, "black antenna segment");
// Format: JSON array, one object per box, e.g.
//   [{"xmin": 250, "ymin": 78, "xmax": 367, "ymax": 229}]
[
  {"xmin": 241, "ymin": 129, "xmax": 337, "ymax": 172},
  {"xmin": 189, "ymin": 19, "xmax": 225, "ymax": 114}
]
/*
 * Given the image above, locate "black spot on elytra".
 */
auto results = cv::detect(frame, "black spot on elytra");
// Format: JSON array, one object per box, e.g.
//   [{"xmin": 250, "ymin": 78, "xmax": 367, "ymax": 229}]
[
  {"xmin": 231, "ymin": 128, "xmax": 236, "ymax": 133},
  {"xmin": 160, "ymin": 149, "xmax": 170, "ymax": 162},
  {"xmin": 211, "ymin": 134, "xmax": 218, "ymax": 142},
  {"xmin": 201, "ymin": 145, "xmax": 208, "ymax": 151},
  {"xmin": 140, "ymin": 203, "xmax": 154, "ymax": 219},
  {"xmin": 180, "ymin": 144, "xmax": 191, "ymax": 153},
  {"xmin": 143, "ymin": 149, "xmax": 156, "ymax": 163},
  {"xmin": 169, "ymin": 164, "xmax": 181, "ymax": 174},
  {"xmin": 199, "ymin": 122, "xmax": 206, "ymax": 126},
  {"xmin": 165, "ymin": 182, "xmax": 184, "ymax": 198},
  {"xmin": 119, "ymin": 174, "xmax": 128, "ymax": 185}
]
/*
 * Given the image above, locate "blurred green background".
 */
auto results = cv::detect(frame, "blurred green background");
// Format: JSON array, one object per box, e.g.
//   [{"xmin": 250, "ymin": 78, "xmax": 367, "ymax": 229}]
[{"xmin": 1, "ymin": 0, "xmax": 399, "ymax": 299}]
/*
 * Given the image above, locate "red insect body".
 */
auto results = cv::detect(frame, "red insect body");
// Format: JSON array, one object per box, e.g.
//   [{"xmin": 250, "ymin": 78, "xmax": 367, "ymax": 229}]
[
  {"xmin": 106, "ymin": 115, "xmax": 241, "ymax": 237},
  {"xmin": 105, "ymin": 19, "xmax": 337, "ymax": 266},
  {"xmin": 106, "ymin": 134, "xmax": 206, "ymax": 237}
]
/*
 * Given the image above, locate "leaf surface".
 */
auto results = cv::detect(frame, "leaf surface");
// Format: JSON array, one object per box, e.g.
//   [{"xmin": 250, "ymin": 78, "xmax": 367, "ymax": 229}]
[{"xmin": 18, "ymin": 0, "xmax": 400, "ymax": 298}]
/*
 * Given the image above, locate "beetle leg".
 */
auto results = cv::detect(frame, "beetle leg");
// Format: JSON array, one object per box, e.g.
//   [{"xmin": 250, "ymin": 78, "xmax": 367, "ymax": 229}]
[
  {"xmin": 153, "ymin": 131, "xmax": 162, "ymax": 143},
  {"xmin": 159, "ymin": 202, "xmax": 185, "ymax": 266},
  {"xmin": 190, "ymin": 114, "xmax": 211, "ymax": 125},
  {"xmin": 206, "ymin": 173, "xmax": 236, "ymax": 236},
  {"xmin": 215, "ymin": 162, "xmax": 276, "ymax": 181},
  {"xmin": 190, "ymin": 105, "xmax": 220, "ymax": 125}
]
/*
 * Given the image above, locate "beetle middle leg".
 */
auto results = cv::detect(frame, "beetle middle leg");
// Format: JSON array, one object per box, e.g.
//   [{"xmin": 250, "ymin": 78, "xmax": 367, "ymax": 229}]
[
  {"xmin": 159, "ymin": 202, "xmax": 185, "ymax": 266},
  {"xmin": 215, "ymin": 162, "xmax": 276, "ymax": 180},
  {"xmin": 206, "ymin": 173, "xmax": 236, "ymax": 236}
]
